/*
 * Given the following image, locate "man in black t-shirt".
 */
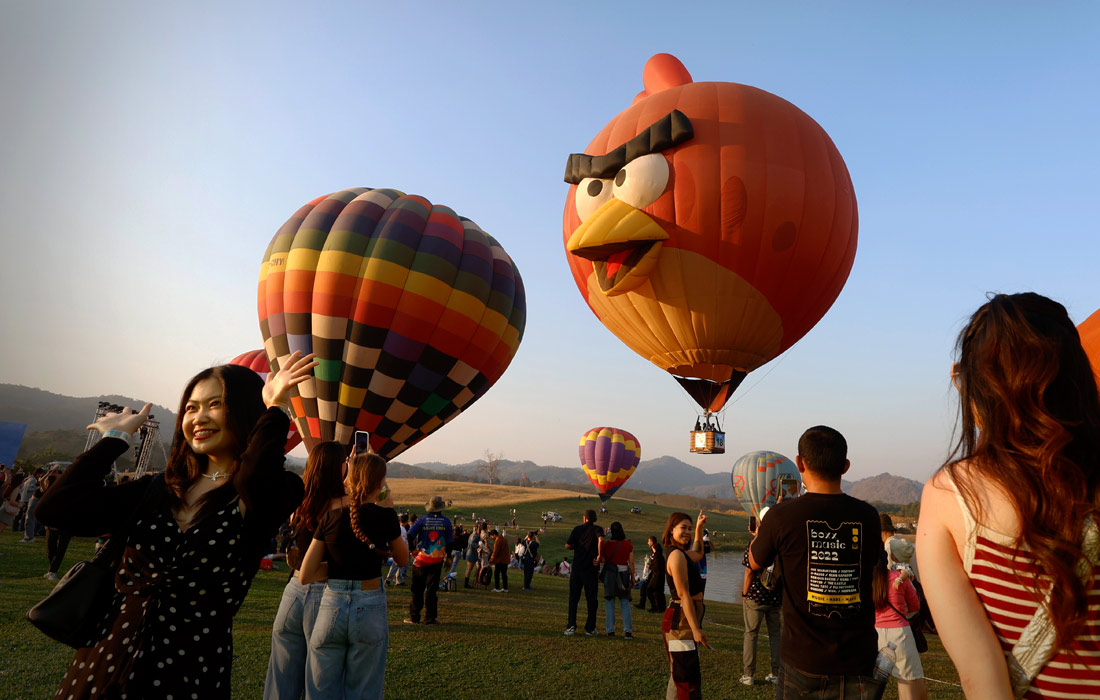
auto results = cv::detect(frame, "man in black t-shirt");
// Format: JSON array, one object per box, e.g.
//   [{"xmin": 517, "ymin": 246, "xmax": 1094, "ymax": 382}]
[
  {"xmin": 749, "ymin": 426, "xmax": 881, "ymax": 699},
  {"xmin": 563, "ymin": 509, "xmax": 603, "ymax": 636}
]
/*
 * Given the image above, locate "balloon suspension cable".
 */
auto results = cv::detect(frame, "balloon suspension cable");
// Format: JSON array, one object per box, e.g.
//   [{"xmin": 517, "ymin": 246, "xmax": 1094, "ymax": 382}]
[{"xmin": 721, "ymin": 345, "xmax": 797, "ymax": 412}]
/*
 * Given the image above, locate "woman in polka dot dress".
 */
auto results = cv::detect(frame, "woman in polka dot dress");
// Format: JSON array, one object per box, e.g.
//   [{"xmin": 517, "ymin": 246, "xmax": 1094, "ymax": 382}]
[{"xmin": 36, "ymin": 352, "xmax": 316, "ymax": 700}]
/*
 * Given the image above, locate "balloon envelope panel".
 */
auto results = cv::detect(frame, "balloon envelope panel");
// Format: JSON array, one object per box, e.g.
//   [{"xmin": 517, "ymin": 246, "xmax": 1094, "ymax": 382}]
[
  {"xmin": 579, "ymin": 427, "xmax": 642, "ymax": 502},
  {"xmin": 257, "ymin": 188, "xmax": 526, "ymax": 459},
  {"xmin": 228, "ymin": 349, "xmax": 303, "ymax": 454},
  {"xmin": 1080, "ymin": 309, "xmax": 1100, "ymax": 387},
  {"xmin": 731, "ymin": 450, "xmax": 799, "ymax": 518}
]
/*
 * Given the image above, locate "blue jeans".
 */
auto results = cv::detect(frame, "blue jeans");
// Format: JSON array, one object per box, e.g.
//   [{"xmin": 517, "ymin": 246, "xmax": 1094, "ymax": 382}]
[
  {"xmin": 307, "ymin": 580, "xmax": 388, "ymax": 700},
  {"xmin": 776, "ymin": 660, "xmax": 885, "ymax": 700},
  {"xmin": 605, "ymin": 594, "xmax": 633, "ymax": 634},
  {"xmin": 263, "ymin": 576, "xmax": 325, "ymax": 700},
  {"xmin": 23, "ymin": 497, "xmax": 40, "ymax": 539}
]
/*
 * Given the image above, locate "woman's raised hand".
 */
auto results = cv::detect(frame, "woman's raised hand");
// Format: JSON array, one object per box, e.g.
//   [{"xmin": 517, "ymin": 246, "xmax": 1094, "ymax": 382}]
[
  {"xmin": 263, "ymin": 351, "xmax": 318, "ymax": 409},
  {"xmin": 87, "ymin": 403, "xmax": 152, "ymax": 436}
]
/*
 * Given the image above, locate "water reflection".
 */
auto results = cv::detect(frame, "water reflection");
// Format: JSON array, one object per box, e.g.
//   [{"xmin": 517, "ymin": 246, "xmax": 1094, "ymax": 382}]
[{"xmin": 647, "ymin": 550, "xmax": 747, "ymax": 605}]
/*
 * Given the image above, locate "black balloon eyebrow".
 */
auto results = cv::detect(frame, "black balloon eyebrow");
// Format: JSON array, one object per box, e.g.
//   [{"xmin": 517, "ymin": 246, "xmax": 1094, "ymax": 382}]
[{"xmin": 564, "ymin": 109, "xmax": 694, "ymax": 185}]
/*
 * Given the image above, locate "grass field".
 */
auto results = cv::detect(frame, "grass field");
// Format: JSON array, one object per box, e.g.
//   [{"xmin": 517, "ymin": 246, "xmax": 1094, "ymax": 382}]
[{"xmin": 0, "ymin": 489, "xmax": 964, "ymax": 699}]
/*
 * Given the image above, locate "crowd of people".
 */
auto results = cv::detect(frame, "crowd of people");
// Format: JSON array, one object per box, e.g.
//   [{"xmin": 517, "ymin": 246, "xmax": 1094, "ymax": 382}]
[{"xmin": 10, "ymin": 292, "xmax": 1100, "ymax": 699}]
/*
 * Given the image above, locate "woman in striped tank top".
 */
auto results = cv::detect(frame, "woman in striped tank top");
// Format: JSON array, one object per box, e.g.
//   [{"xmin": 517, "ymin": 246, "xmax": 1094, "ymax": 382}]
[{"xmin": 919, "ymin": 293, "xmax": 1100, "ymax": 698}]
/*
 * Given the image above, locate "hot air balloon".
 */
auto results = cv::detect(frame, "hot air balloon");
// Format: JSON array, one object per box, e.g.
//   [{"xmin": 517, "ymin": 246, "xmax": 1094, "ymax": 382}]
[
  {"xmin": 258, "ymin": 187, "xmax": 526, "ymax": 459},
  {"xmin": 731, "ymin": 450, "xmax": 800, "ymax": 519},
  {"xmin": 1080, "ymin": 308, "xmax": 1100, "ymax": 385},
  {"xmin": 228, "ymin": 349, "xmax": 304, "ymax": 454},
  {"xmin": 579, "ymin": 427, "xmax": 641, "ymax": 502},
  {"xmin": 562, "ymin": 54, "xmax": 857, "ymax": 450}
]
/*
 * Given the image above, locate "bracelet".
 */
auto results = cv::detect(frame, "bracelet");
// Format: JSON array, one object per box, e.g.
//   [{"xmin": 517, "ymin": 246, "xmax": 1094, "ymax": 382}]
[
  {"xmin": 103, "ymin": 430, "xmax": 134, "ymax": 446},
  {"xmin": 272, "ymin": 404, "xmax": 293, "ymax": 420}
]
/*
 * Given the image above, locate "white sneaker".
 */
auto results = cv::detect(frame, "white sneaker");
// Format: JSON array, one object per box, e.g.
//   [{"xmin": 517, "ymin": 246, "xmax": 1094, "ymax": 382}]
[
  {"xmin": 766, "ymin": 673, "xmax": 779, "ymax": 685},
  {"xmin": 740, "ymin": 676, "xmax": 753, "ymax": 686},
  {"xmin": 564, "ymin": 626, "xmax": 576, "ymax": 636},
  {"xmin": 491, "ymin": 588, "xmax": 502, "ymax": 592},
  {"xmin": 44, "ymin": 572, "xmax": 59, "ymax": 581}
]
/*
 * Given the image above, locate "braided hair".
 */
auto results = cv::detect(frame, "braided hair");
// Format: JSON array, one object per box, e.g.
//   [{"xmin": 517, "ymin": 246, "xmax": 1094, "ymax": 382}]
[{"xmin": 345, "ymin": 452, "xmax": 387, "ymax": 545}]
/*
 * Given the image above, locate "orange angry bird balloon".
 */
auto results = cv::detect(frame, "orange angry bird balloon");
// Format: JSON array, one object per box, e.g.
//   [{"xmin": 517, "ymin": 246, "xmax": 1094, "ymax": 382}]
[{"xmin": 562, "ymin": 53, "xmax": 858, "ymax": 412}]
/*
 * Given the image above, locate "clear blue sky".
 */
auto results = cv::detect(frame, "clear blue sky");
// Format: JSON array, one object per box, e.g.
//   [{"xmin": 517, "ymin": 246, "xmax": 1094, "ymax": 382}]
[{"xmin": 2, "ymin": 3, "xmax": 1097, "ymax": 482}]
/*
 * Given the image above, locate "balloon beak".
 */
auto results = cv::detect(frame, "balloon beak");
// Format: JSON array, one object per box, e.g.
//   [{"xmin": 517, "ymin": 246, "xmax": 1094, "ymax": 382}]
[{"xmin": 566, "ymin": 199, "xmax": 668, "ymax": 296}]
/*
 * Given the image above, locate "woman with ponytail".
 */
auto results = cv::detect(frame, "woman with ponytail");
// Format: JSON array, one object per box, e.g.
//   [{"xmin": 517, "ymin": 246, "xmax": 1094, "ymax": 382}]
[
  {"xmin": 263, "ymin": 441, "xmax": 346, "ymax": 699},
  {"xmin": 300, "ymin": 452, "xmax": 408, "ymax": 700},
  {"xmin": 919, "ymin": 293, "xmax": 1100, "ymax": 698}
]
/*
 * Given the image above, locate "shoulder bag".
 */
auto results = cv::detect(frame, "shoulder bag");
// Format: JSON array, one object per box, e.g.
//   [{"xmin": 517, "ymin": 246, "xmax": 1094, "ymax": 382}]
[
  {"xmin": 887, "ymin": 601, "xmax": 928, "ymax": 653},
  {"xmin": 27, "ymin": 474, "xmax": 163, "ymax": 648}
]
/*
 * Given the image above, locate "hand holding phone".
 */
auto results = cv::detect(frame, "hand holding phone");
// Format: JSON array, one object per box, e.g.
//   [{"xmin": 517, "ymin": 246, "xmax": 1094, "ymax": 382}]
[{"xmin": 354, "ymin": 430, "xmax": 371, "ymax": 455}]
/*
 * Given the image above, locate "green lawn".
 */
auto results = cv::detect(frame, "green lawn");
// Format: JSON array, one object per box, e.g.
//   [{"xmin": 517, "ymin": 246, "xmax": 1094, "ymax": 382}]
[
  {"xmin": 442, "ymin": 496, "xmax": 753, "ymax": 555},
  {"xmin": 1, "ymin": 514, "xmax": 963, "ymax": 699}
]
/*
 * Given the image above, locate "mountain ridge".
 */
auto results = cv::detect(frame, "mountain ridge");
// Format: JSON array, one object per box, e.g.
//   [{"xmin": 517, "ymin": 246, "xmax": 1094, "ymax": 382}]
[{"xmin": 1, "ymin": 383, "xmax": 923, "ymax": 503}]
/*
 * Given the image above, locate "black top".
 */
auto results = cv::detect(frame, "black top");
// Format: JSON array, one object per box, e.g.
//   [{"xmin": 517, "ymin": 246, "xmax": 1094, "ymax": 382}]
[
  {"xmin": 665, "ymin": 547, "xmax": 703, "ymax": 601},
  {"xmin": 33, "ymin": 407, "xmax": 302, "ymax": 700},
  {"xmin": 750, "ymin": 492, "xmax": 881, "ymax": 676},
  {"xmin": 523, "ymin": 539, "xmax": 541, "ymax": 563},
  {"xmin": 315, "ymin": 504, "xmax": 401, "ymax": 580},
  {"xmin": 566, "ymin": 522, "xmax": 603, "ymax": 573}
]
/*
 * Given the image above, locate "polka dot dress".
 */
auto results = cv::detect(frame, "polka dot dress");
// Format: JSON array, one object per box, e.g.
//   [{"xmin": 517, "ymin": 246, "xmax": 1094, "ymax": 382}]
[{"xmin": 54, "ymin": 501, "xmax": 260, "ymax": 700}]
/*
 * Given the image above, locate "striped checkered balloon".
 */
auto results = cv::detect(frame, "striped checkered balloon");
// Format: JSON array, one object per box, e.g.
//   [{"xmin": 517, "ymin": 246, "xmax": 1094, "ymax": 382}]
[
  {"xmin": 228, "ymin": 350, "xmax": 304, "ymax": 454},
  {"xmin": 257, "ymin": 188, "xmax": 526, "ymax": 459},
  {"xmin": 579, "ymin": 427, "xmax": 641, "ymax": 502}
]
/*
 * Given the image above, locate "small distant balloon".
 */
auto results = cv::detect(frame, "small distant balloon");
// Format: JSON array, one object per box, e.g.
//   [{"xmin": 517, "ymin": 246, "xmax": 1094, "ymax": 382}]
[
  {"xmin": 228, "ymin": 349, "xmax": 303, "ymax": 454},
  {"xmin": 579, "ymin": 427, "xmax": 641, "ymax": 502},
  {"xmin": 731, "ymin": 450, "xmax": 800, "ymax": 519}
]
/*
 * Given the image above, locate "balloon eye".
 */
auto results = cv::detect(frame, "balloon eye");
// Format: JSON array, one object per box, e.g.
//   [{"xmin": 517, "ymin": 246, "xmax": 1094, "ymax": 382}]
[
  {"xmin": 575, "ymin": 177, "xmax": 614, "ymax": 223},
  {"xmin": 612, "ymin": 153, "xmax": 669, "ymax": 210}
]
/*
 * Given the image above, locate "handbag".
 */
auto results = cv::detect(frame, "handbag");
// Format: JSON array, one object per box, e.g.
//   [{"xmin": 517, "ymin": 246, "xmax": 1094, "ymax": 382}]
[
  {"xmin": 887, "ymin": 601, "xmax": 928, "ymax": 653},
  {"xmin": 27, "ymin": 474, "xmax": 163, "ymax": 648},
  {"xmin": 617, "ymin": 567, "xmax": 632, "ymax": 598}
]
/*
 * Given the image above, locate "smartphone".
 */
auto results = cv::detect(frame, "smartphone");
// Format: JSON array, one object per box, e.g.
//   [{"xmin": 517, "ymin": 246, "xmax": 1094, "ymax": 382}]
[
  {"xmin": 780, "ymin": 477, "xmax": 799, "ymax": 499},
  {"xmin": 354, "ymin": 430, "xmax": 371, "ymax": 455},
  {"xmin": 748, "ymin": 515, "xmax": 757, "ymax": 534},
  {"xmin": 377, "ymin": 485, "xmax": 390, "ymax": 504}
]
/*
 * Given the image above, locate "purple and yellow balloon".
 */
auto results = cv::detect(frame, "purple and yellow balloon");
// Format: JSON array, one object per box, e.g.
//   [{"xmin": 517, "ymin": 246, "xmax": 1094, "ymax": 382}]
[{"xmin": 579, "ymin": 427, "xmax": 642, "ymax": 502}]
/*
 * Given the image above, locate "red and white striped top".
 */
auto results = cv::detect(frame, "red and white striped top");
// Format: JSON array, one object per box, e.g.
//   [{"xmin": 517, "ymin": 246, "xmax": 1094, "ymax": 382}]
[{"xmin": 954, "ymin": 480, "xmax": 1100, "ymax": 698}]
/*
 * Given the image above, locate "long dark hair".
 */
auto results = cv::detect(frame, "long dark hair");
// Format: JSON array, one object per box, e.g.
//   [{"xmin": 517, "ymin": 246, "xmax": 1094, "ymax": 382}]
[
  {"xmin": 345, "ymin": 453, "xmax": 387, "ymax": 545},
  {"xmin": 661, "ymin": 512, "xmax": 692, "ymax": 550},
  {"xmin": 165, "ymin": 365, "xmax": 266, "ymax": 514},
  {"xmin": 608, "ymin": 521, "xmax": 626, "ymax": 541},
  {"xmin": 293, "ymin": 442, "xmax": 347, "ymax": 534},
  {"xmin": 871, "ymin": 558, "xmax": 890, "ymax": 611},
  {"xmin": 944, "ymin": 292, "xmax": 1100, "ymax": 650}
]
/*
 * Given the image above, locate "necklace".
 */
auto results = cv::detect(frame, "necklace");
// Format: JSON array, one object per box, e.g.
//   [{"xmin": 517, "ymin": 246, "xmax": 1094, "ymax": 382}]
[{"xmin": 203, "ymin": 471, "xmax": 231, "ymax": 482}]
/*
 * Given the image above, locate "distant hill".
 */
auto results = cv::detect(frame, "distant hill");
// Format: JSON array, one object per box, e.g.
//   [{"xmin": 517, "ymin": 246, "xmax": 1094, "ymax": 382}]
[
  {"xmin": 1, "ymin": 383, "xmax": 923, "ymax": 504},
  {"xmin": 1, "ymin": 384, "xmax": 177, "ymax": 470},
  {"xmin": 848, "ymin": 473, "xmax": 923, "ymax": 505}
]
